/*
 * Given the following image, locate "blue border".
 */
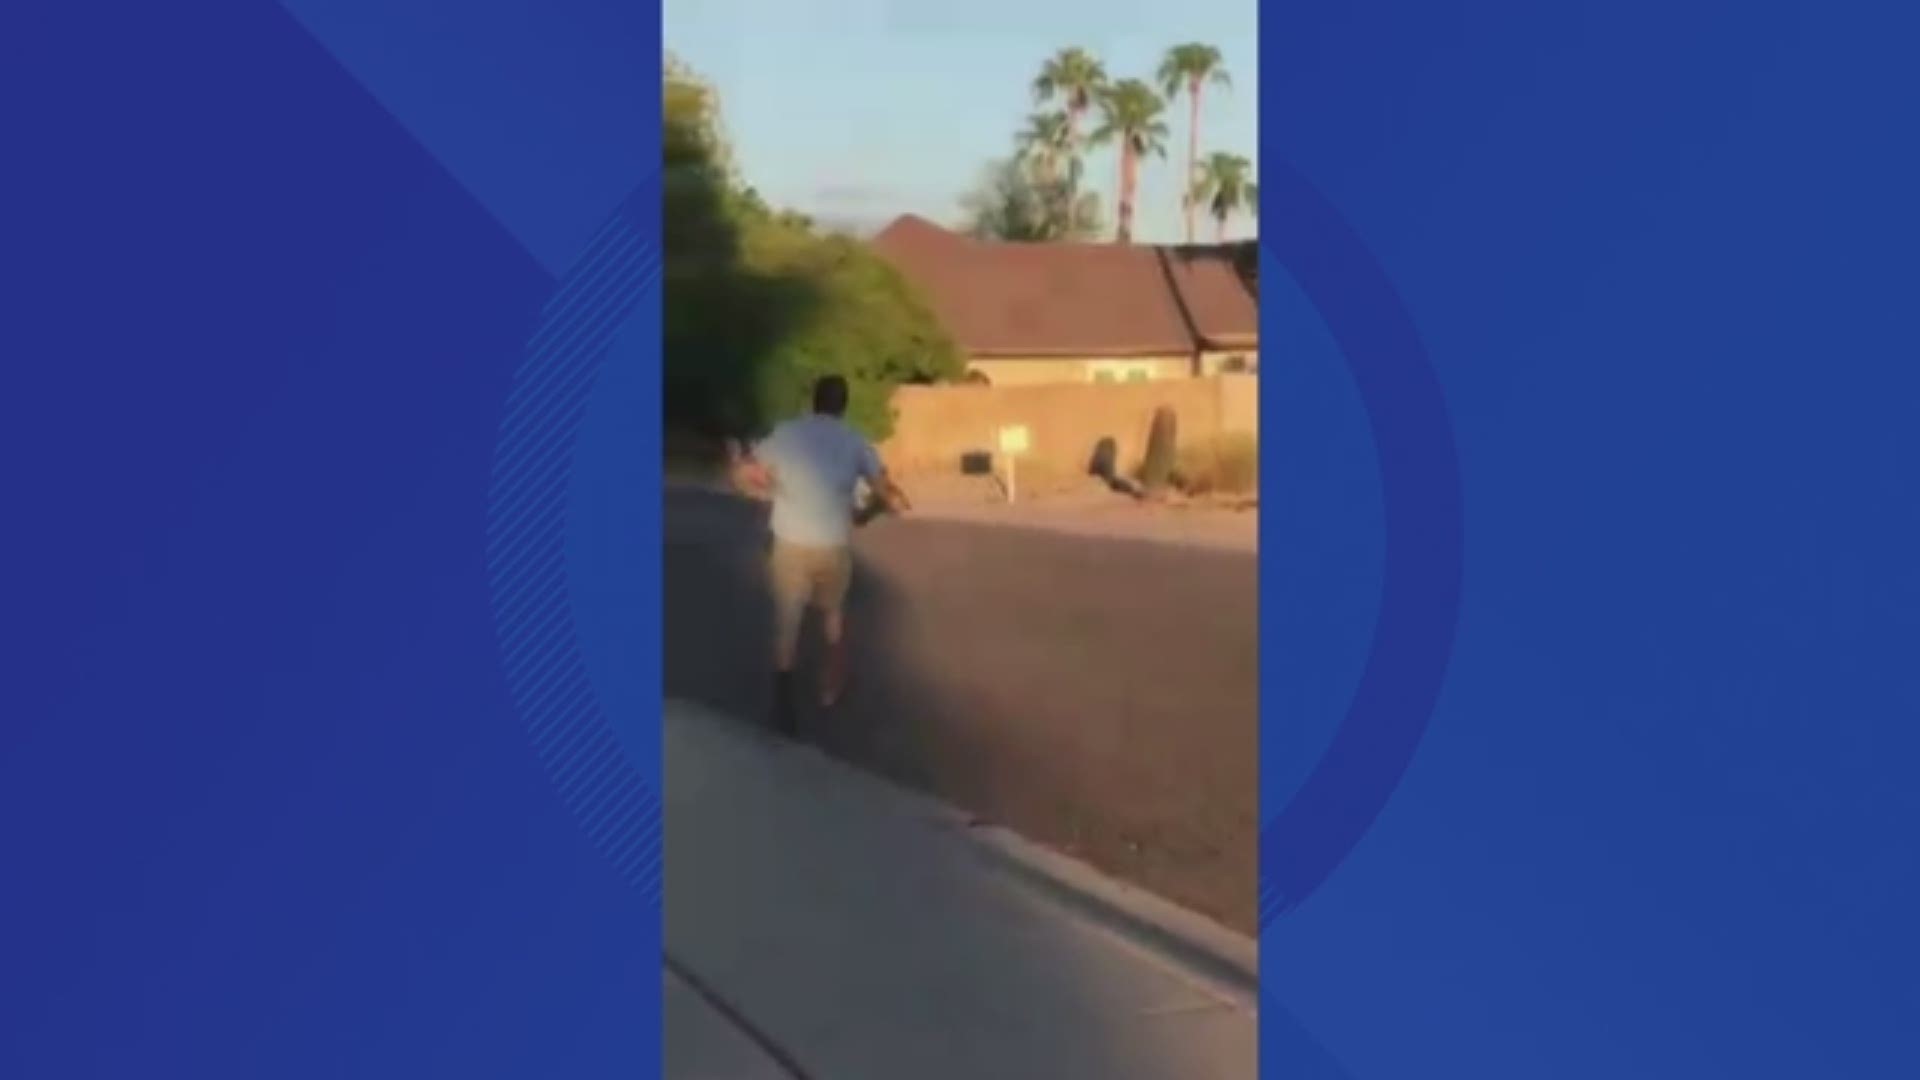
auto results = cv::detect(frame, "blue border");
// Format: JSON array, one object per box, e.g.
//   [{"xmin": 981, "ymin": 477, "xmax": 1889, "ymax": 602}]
[
  {"xmin": 1260, "ymin": 4, "xmax": 1920, "ymax": 1077},
  {"xmin": 2, "ymin": 2, "xmax": 662, "ymax": 1076}
]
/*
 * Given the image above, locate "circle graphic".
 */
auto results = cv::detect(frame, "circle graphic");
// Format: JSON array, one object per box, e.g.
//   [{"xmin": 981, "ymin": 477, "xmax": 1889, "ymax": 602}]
[
  {"xmin": 487, "ymin": 179, "xmax": 662, "ymax": 907},
  {"xmin": 1258, "ymin": 162, "xmax": 1464, "ymax": 925}
]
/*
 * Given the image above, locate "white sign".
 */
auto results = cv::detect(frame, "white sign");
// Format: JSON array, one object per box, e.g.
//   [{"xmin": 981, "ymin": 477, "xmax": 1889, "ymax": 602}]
[{"xmin": 997, "ymin": 424, "xmax": 1031, "ymax": 456}]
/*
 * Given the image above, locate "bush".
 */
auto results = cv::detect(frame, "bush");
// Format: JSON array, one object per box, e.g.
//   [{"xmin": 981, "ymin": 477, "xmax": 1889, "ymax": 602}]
[
  {"xmin": 731, "ymin": 223, "xmax": 959, "ymax": 439},
  {"xmin": 1174, "ymin": 433, "xmax": 1259, "ymax": 496}
]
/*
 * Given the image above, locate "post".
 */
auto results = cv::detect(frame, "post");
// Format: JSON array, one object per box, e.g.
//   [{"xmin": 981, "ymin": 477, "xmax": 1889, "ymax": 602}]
[{"xmin": 996, "ymin": 424, "xmax": 1030, "ymax": 505}]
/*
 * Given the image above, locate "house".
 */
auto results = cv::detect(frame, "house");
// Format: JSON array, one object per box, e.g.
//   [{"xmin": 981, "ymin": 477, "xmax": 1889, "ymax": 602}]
[{"xmin": 870, "ymin": 215, "xmax": 1258, "ymax": 387}]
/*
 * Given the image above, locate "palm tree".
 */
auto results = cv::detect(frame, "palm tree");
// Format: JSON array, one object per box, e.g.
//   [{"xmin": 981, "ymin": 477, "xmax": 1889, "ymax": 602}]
[
  {"xmin": 1016, "ymin": 110, "xmax": 1076, "ymax": 188},
  {"xmin": 1189, "ymin": 152, "xmax": 1258, "ymax": 242},
  {"xmin": 1031, "ymin": 48, "xmax": 1109, "ymax": 203},
  {"xmin": 1015, "ymin": 110, "xmax": 1082, "ymax": 237},
  {"xmin": 1157, "ymin": 44, "xmax": 1232, "ymax": 244},
  {"xmin": 1090, "ymin": 79, "xmax": 1170, "ymax": 243}
]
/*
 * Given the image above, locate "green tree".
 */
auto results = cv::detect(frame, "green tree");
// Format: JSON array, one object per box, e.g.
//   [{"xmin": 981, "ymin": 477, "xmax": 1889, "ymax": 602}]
[
  {"xmin": 737, "ymin": 224, "xmax": 959, "ymax": 435},
  {"xmin": 1189, "ymin": 152, "xmax": 1258, "ymax": 242},
  {"xmin": 662, "ymin": 59, "xmax": 958, "ymax": 441},
  {"xmin": 1090, "ymin": 79, "xmax": 1170, "ymax": 244},
  {"xmin": 961, "ymin": 157, "xmax": 1102, "ymax": 242},
  {"xmin": 1157, "ymin": 43, "xmax": 1232, "ymax": 244}
]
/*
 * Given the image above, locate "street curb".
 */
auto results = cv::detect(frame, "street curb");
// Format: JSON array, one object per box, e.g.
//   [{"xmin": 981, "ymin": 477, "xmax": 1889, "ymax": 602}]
[
  {"xmin": 666, "ymin": 698, "xmax": 1259, "ymax": 1016},
  {"xmin": 960, "ymin": 824, "xmax": 1259, "ymax": 1014}
]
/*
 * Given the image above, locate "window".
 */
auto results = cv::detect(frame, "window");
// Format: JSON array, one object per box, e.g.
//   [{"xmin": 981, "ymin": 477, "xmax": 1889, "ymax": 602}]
[{"xmin": 1090, "ymin": 361, "xmax": 1155, "ymax": 383}]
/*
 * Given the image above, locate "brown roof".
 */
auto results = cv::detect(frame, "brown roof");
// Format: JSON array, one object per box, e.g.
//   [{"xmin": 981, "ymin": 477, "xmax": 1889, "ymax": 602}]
[
  {"xmin": 871, "ymin": 215, "xmax": 1258, "ymax": 358},
  {"xmin": 1161, "ymin": 246, "xmax": 1259, "ymax": 349}
]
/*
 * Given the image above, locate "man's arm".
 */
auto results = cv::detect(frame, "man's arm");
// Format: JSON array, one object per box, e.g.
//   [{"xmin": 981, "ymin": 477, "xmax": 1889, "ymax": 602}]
[
  {"xmin": 861, "ymin": 444, "xmax": 910, "ymax": 513},
  {"xmin": 726, "ymin": 438, "xmax": 775, "ymax": 499},
  {"xmin": 873, "ymin": 468, "xmax": 911, "ymax": 512}
]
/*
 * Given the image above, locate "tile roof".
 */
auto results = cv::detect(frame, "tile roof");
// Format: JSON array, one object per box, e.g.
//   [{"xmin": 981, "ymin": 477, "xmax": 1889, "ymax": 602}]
[{"xmin": 871, "ymin": 215, "xmax": 1258, "ymax": 358}]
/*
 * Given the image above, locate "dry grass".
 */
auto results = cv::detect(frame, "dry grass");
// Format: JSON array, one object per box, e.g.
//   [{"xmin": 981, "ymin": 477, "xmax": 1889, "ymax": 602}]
[{"xmin": 1173, "ymin": 433, "xmax": 1260, "ymax": 496}]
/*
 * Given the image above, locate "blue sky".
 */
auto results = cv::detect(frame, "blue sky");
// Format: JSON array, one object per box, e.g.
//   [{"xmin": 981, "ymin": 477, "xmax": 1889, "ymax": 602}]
[{"xmin": 664, "ymin": 0, "xmax": 1258, "ymax": 243}]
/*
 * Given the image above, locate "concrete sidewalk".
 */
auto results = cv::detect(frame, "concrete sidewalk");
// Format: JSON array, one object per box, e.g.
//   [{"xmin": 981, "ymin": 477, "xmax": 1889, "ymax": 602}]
[{"xmin": 664, "ymin": 699, "xmax": 1258, "ymax": 1079}]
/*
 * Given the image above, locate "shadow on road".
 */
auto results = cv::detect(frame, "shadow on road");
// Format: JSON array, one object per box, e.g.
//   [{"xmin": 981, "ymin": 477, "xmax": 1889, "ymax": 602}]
[{"xmin": 663, "ymin": 486, "xmax": 1258, "ymax": 934}]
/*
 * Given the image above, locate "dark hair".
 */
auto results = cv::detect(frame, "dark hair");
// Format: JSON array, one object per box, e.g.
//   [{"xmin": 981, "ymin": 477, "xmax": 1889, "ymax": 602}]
[{"xmin": 811, "ymin": 374, "xmax": 850, "ymax": 417}]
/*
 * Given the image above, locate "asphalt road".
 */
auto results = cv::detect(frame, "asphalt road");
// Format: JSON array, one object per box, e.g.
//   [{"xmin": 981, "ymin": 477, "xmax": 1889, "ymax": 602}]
[{"xmin": 664, "ymin": 488, "xmax": 1260, "ymax": 934}]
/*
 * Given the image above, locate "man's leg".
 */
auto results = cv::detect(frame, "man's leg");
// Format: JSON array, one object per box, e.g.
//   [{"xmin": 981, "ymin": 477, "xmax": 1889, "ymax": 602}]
[
  {"xmin": 814, "ymin": 548, "xmax": 854, "ymax": 707},
  {"xmin": 767, "ymin": 543, "xmax": 808, "ymax": 735}
]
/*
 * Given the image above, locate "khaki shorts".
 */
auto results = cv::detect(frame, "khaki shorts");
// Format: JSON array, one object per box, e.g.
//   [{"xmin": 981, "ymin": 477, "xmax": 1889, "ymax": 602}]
[{"xmin": 768, "ymin": 540, "xmax": 853, "ymax": 661}]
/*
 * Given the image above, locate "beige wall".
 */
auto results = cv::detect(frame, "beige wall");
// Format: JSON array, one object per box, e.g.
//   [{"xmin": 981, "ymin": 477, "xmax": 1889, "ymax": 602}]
[
  {"xmin": 884, "ymin": 375, "xmax": 1259, "ymax": 479},
  {"xmin": 968, "ymin": 354, "xmax": 1194, "ymax": 387},
  {"xmin": 1218, "ymin": 372, "xmax": 1259, "ymax": 438}
]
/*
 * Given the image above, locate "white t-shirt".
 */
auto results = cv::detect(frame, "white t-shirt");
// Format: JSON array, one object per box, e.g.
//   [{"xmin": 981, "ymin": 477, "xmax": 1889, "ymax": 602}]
[{"xmin": 754, "ymin": 414, "xmax": 884, "ymax": 548}]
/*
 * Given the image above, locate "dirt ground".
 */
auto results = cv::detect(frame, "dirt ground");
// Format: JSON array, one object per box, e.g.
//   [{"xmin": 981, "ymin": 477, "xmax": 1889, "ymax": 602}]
[
  {"xmin": 900, "ymin": 472, "xmax": 1259, "ymax": 553},
  {"xmin": 664, "ymin": 486, "xmax": 1260, "ymax": 934}
]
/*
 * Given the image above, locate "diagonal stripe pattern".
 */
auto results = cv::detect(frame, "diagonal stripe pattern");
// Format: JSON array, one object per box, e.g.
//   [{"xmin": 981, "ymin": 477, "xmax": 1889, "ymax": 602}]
[{"xmin": 487, "ymin": 178, "xmax": 664, "ymax": 906}]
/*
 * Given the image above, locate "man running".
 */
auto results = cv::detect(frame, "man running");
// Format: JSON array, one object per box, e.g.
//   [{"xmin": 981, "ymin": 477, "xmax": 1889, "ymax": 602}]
[{"xmin": 727, "ymin": 375, "xmax": 910, "ymax": 735}]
